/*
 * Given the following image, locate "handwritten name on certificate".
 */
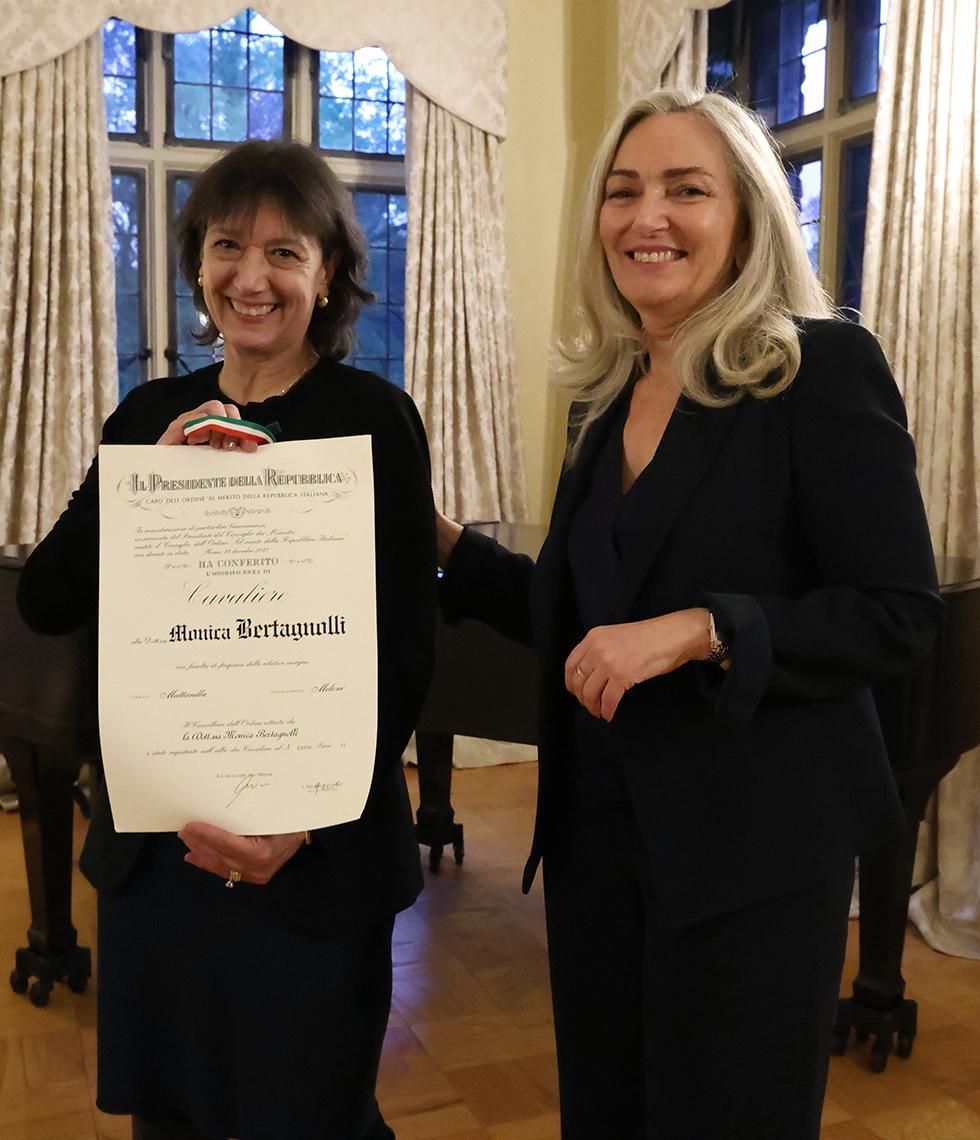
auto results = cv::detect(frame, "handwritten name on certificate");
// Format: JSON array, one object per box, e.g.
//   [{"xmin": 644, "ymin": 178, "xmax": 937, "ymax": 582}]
[{"xmin": 97, "ymin": 437, "xmax": 376, "ymax": 834}]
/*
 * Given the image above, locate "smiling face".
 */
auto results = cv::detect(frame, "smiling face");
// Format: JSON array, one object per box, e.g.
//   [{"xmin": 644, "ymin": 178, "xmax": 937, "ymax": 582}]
[
  {"xmin": 200, "ymin": 200, "xmax": 333, "ymax": 364},
  {"xmin": 598, "ymin": 111, "xmax": 745, "ymax": 333}
]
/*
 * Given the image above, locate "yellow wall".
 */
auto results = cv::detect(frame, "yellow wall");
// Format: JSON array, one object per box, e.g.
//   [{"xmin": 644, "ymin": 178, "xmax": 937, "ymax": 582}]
[{"xmin": 502, "ymin": 0, "xmax": 618, "ymax": 525}]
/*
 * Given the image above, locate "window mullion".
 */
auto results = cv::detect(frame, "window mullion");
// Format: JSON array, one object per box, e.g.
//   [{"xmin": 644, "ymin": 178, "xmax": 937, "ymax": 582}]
[
  {"xmin": 152, "ymin": 36, "xmax": 173, "ymax": 381},
  {"xmin": 827, "ymin": 0, "xmax": 848, "ymax": 115},
  {"xmin": 292, "ymin": 45, "xmax": 314, "ymax": 145},
  {"xmin": 820, "ymin": 133, "xmax": 841, "ymax": 293}
]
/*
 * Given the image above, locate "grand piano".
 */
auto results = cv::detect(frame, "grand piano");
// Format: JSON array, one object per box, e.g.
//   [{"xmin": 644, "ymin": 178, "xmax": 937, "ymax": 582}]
[
  {"xmin": 1, "ymin": 545, "xmax": 96, "ymax": 1006},
  {"xmin": 2, "ymin": 532, "xmax": 979, "ymax": 1074}
]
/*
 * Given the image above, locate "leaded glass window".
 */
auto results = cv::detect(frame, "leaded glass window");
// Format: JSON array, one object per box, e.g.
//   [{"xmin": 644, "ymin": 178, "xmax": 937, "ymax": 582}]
[
  {"xmin": 840, "ymin": 140, "xmax": 873, "ymax": 313},
  {"xmin": 104, "ymin": 19, "xmax": 142, "ymax": 137},
  {"xmin": 111, "ymin": 169, "xmax": 149, "ymax": 395},
  {"xmin": 167, "ymin": 174, "xmax": 222, "ymax": 375},
  {"xmin": 785, "ymin": 156, "xmax": 822, "ymax": 275},
  {"xmin": 707, "ymin": 4, "xmax": 738, "ymax": 95},
  {"xmin": 349, "ymin": 191, "xmax": 407, "ymax": 385},
  {"xmin": 106, "ymin": 17, "xmax": 407, "ymax": 392},
  {"xmin": 751, "ymin": 1, "xmax": 827, "ymax": 126},
  {"xmin": 169, "ymin": 10, "xmax": 287, "ymax": 144},
  {"xmin": 317, "ymin": 48, "xmax": 406, "ymax": 156},
  {"xmin": 849, "ymin": 0, "xmax": 889, "ymax": 100}
]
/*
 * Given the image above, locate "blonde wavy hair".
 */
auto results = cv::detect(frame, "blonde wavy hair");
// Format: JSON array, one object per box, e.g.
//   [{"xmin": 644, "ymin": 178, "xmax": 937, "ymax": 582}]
[{"xmin": 555, "ymin": 89, "xmax": 835, "ymax": 463}]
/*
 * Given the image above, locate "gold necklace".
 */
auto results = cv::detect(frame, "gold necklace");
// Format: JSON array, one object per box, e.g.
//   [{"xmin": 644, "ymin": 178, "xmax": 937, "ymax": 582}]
[
  {"xmin": 274, "ymin": 350, "xmax": 319, "ymax": 397},
  {"xmin": 220, "ymin": 350, "xmax": 319, "ymax": 403}
]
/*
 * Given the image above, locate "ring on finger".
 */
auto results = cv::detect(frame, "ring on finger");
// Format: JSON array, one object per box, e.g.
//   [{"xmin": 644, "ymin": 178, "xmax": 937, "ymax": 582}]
[{"xmin": 575, "ymin": 664, "xmax": 588, "ymax": 678}]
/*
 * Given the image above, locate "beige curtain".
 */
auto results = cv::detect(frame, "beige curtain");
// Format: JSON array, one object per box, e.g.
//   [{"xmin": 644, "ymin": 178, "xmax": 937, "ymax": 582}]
[
  {"xmin": 660, "ymin": 12, "xmax": 710, "ymax": 90},
  {"xmin": 862, "ymin": 0, "xmax": 980, "ymax": 959},
  {"xmin": 404, "ymin": 89, "xmax": 526, "ymax": 522},
  {"xmin": 0, "ymin": 0, "xmax": 507, "ymax": 138},
  {"xmin": 0, "ymin": 34, "xmax": 117, "ymax": 545},
  {"xmin": 617, "ymin": 0, "xmax": 729, "ymax": 106}
]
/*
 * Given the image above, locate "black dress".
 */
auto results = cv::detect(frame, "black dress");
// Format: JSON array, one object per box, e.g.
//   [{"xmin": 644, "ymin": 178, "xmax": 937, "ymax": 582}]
[{"xmin": 17, "ymin": 359, "xmax": 437, "ymax": 1140}]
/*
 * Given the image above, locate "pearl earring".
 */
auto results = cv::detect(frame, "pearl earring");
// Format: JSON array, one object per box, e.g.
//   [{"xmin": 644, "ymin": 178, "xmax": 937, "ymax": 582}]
[
  {"xmin": 197, "ymin": 274, "xmax": 204, "ymax": 287},
  {"xmin": 316, "ymin": 294, "xmax": 329, "ymax": 309}
]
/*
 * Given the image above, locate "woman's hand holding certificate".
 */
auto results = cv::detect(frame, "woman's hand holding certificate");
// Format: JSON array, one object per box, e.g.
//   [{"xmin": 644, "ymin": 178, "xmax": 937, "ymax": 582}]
[{"xmin": 157, "ymin": 400, "xmax": 262, "ymax": 453}]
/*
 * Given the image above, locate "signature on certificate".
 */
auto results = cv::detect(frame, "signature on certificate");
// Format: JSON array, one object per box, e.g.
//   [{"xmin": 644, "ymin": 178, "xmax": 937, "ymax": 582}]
[
  {"xmin": 302, "ymin": 780, "xmax": 342, "ymax": 796},
  {"xmin": 225, "ymin": 772, "xmax": 272, "ymax": 808}
]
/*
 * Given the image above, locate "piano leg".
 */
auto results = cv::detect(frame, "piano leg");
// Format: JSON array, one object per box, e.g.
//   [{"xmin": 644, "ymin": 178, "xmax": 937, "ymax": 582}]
[
  {"xmin": 831, "ymin": 819, "xmax": 920, "ymax": 1073},
  {"xmin": 414, "ymin": 730, "xmax": 464, "ymax": 873},
  {"xmin": 2, "ymin": 736, "xmax": 92, "ymax": 1007}
]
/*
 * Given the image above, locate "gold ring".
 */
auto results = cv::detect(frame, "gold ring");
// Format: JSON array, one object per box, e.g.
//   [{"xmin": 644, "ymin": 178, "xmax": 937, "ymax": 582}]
[
  {"xmin": 575, "ymin": 665, "xmax": 587, "ymax": 678},
  {"xmin": 225, "ymin": 869, "xmax": 243, "ymax": 888}
]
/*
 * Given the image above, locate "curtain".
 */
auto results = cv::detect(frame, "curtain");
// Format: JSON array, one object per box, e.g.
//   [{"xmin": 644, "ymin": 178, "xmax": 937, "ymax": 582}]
[
  {"xmin": 0, "ymin": 34, "xmax": 117, "ymax": 544},
  {"xmin": 617, "ymin": 0, "xmax": 728, "ymax": 107},
  {"xmin": 862, "ymin": 0, "xmax": 980, "ymax": 959},
  {"xmin": 404, "ymin": 89, "xmax": 526, "ymax": 523},
  {"xmin": 0, "ymin": 1, "xmax": 507, "ymax": 137}
]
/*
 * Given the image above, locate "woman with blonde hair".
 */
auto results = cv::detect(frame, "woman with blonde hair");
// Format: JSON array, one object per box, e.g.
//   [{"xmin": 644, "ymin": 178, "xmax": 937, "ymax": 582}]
[{"xmin": 436, "ymin": 89, "xmax": 942, "ymax": 1138}]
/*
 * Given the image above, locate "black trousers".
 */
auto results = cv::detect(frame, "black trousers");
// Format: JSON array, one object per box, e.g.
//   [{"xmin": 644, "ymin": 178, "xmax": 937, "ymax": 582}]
[{"xmin": 543, "ymin": 782, "xmax": 854, "ymax": 1140}]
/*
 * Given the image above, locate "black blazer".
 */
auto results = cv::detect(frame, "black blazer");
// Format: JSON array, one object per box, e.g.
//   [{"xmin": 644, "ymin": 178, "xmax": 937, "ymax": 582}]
[
  {"xmin": 442, "ymin": 319, "xmax": 944, "ymax": 927},
  {"xmin": 17, "ymin": 359, "xmax": 436, "ymax": 927}
]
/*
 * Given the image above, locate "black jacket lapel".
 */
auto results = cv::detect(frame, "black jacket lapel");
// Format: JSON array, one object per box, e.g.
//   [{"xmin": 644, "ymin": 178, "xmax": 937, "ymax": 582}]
[
  {"xmin": 530, "ymin": 391, "xmax": 629, "ymax": 653},
  {"xmin": 615, "ymin": 396, "xmax": 740, "ymax": 619}
]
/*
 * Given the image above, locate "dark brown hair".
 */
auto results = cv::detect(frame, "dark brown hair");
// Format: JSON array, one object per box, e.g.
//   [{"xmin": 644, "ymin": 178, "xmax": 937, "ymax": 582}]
[{"xmin": 176, "ymin": 140, "xmax": 373, "ymax": 360}]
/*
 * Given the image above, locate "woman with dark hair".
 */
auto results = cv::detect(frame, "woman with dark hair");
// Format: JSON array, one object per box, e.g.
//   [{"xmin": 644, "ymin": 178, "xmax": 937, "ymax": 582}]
[{"xmin": 17, "ymin": 140, "xmax": 436, "ymax": 1140}]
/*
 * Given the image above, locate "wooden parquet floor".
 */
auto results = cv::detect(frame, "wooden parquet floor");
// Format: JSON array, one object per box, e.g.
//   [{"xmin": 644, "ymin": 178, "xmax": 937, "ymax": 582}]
[{"xmin": 1, "ymin": 762, "xmax": 980, "ymax": 1139}]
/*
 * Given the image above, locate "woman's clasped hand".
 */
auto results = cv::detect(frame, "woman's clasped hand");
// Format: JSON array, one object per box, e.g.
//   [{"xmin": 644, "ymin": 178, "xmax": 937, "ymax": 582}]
[
  {"xmin": 564, "ymin": 608, "xmax": 710, "ymax": 721},
  {"xmin": 178, "ymin": 822, "xmax": 306, "ymax": 886}
]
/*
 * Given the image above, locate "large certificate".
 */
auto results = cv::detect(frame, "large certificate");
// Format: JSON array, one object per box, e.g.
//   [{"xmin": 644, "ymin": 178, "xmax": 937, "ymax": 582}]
[{"xmin": 97, "ymin": 437, "xmax": 376, "ymax": 834}]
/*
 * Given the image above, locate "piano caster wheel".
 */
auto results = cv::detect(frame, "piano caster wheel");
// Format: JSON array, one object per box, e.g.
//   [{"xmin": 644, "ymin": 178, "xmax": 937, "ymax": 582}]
[
  {"xmin": 896, "ymin": 1032, "xmax": 914, "ymax": 1059},
  {"xmin": 72, "ymin": 782, "xmax": 92, "ymax": 820},
  {"xmin": 67, "ymin": 971, "xmax": 88, "ymax": 995},
  {"xmin": 429, "ymin": 845, "xmax": 444, "ymax": 873},
  {"xmin": 453, "ymin": 840, "xmax": 464, "ymax": 865},
  {"xmin": 28, "ymin": 980, "xmax": 52, "ymax": 1008},
  {"xmin": 10, "ymin": 968, "xmax": 28, "ymax": 995},
  {"xmin": 870, "ymin": 1037, "xmax": 892, "ymax": 1074}
]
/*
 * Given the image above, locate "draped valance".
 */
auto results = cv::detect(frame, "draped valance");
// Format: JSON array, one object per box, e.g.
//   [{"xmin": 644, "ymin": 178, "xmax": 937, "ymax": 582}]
[{"xmin": 0, "ymin": 0, "xmax": 507, "ymax": 136}]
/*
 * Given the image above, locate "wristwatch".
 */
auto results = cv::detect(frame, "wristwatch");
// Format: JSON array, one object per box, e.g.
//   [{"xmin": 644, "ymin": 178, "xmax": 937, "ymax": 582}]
[{"xmin": 705, "ymin": 611, "xmax": 729, "ymax": 665}]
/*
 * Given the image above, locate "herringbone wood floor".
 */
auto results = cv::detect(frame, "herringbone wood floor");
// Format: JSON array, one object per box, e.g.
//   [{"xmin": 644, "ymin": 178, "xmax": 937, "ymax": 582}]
[{"xmin": 2, "ymin": 762, "xmax": 980, "ymax": 1139}]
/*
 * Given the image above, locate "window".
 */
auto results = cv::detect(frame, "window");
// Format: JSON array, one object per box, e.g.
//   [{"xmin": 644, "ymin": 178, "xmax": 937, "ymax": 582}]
[
  {"xmin": 167, "ymin": 12, "xmax": 289, "ymax": 144},
  {"xmin": 849, "ymin": 0, "xmax": 889, "ymax": 100},
  {"xmin": 167, "ymin": 173, "xmax": 219, "ymax": 375},
  {"xmin": 785, "ymin": 154, "xmax": 822, "ymax": 275},
  {"xmin": 104, "ymin": 11, "xmax": 408, "ymax": 401},
  {"xmin": 110, "ymin": 169, "xmax": 149, "ymax": 395},
  {"xmin": 709, "ymin": 0, "xmax": 888, "ymax": 313},
  {"xmin": 839, "ymin": 138, "xmax": 873, "ymax": 311},
  {"xmin": 350, "ymin": 190, "xmax": 407, "ymax": 384},
  {"xmin": 750, "ymin": 1, "xmax": 827, "ymax": 127},
  {"xmin": 317, "ymin": 48, "xmax": 406, "ymax": 155},
  {"xmin": 103, "ymin": 18, "xmax": 146, "ymax": 140}
]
